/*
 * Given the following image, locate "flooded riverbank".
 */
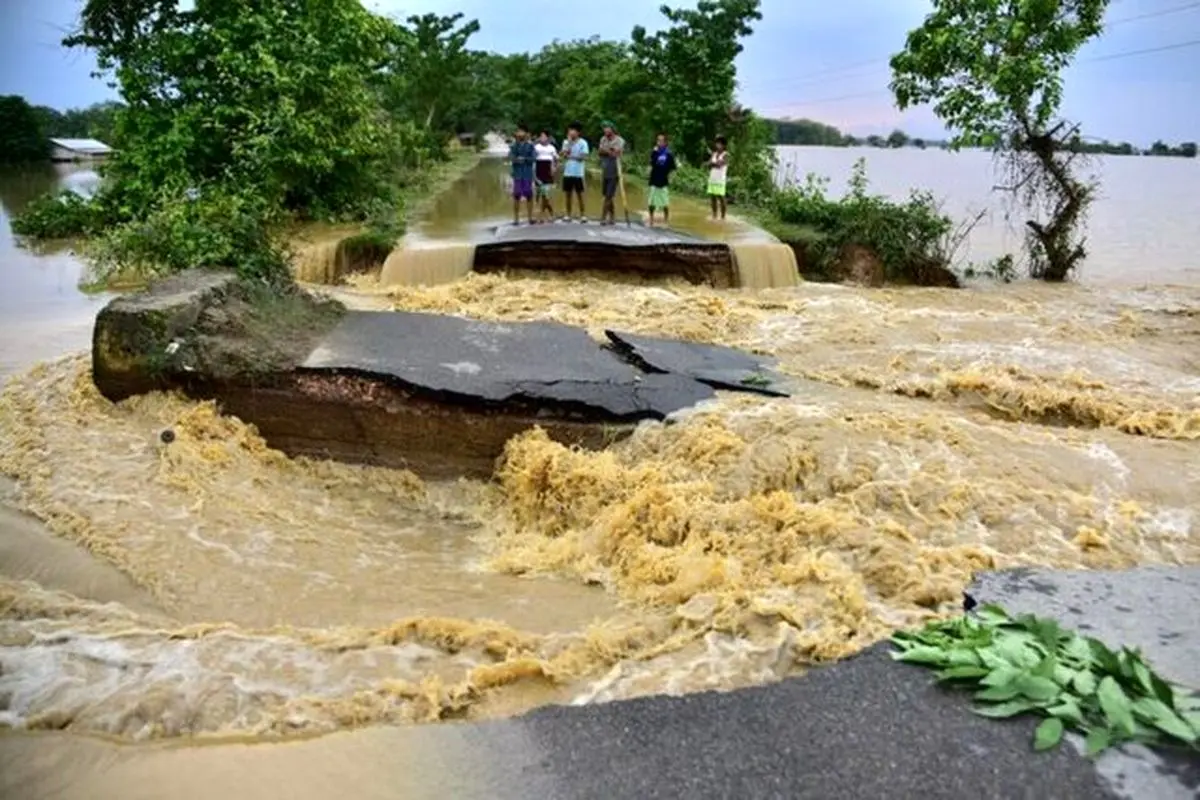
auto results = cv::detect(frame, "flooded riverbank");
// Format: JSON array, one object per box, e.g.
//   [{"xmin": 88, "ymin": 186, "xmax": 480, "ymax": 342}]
[{"xmin": 1, "ymin": 154, "xmax": 1198, "ymax": 791}]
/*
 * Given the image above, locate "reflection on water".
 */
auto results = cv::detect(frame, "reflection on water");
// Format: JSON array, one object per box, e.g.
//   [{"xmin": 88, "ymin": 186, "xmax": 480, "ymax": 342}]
[
  {"xmin": 0, "ymin": 164, "xmax": 110, "ymax": 376},
  {"xmin": 0, "ymin": 151, "xmax": 1198, "ymax": 795}
]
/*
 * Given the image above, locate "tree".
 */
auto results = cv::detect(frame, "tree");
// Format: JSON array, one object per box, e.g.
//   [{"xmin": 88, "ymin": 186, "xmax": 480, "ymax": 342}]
[
  {"xmin": 890, "ymin": 0, "xmax": 1109, "ymax": 282},
  {"xmin": 887, "ymin": 129, "xmax": 909, "ymax": 148},
  {"xmin": 865, "ymin": 134, "xmax": 884, "ymax": 148},
  {"xmin": 771, "ymin": 118, "xmax": 847, "ymax": 146},
  {"xmin": 383, "ymin": 13, "xmax": 481, "ymax": 153},
  {"xmin": 1179, "ymin": 142, "xmax": 1198, "ymax": 159},
  {"xmin": 0, "ymin": 95, "xmax": 51, "ymax": 164},
  {"xmin": 1148, "ymin": 140, "xmax": 1170, "ymax": 156},
  {"xmin": 67, "ymin": 0, "xmax": 398, "ymax": 219},
  {"xmin": 912, "ymin": 137, "xmax": 927, "ymax": 149},
  {"xmin": 509, "ymin": 38, "xmax": 651, "ymax": 147},
  {"xmin": 631, "ymin": 0, "xmax": 763, "ymax": 164}
]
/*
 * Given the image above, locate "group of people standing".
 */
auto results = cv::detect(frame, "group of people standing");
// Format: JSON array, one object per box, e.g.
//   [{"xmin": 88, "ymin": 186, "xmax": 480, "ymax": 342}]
[{"xmin": 507, "ymin": 120, "xmax": 729, "ymax": 227}]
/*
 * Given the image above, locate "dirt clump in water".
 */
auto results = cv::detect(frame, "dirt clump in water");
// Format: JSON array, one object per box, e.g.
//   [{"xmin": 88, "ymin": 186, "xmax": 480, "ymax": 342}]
[{"xmin": 93, "ymin": 270, "xmax": 345, "ymax": 401}]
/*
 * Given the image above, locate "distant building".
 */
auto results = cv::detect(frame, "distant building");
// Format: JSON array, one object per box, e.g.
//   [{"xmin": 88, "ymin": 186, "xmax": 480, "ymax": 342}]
[{"xmin": 49, "ymin": 138, "xmax": 113, "ymax": 162}]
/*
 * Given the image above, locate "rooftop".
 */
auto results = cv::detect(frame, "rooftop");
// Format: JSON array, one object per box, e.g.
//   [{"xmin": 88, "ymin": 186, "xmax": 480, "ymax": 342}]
[{"xmin": 49, "ymin": 138, "xmax": 113, "ymax": 154}]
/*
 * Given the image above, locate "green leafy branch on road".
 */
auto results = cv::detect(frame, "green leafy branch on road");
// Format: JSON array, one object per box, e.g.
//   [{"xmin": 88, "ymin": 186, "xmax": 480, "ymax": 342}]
[{"xmin": 891, "ymin": 604, "xmax": 1200, "ymax": 756}]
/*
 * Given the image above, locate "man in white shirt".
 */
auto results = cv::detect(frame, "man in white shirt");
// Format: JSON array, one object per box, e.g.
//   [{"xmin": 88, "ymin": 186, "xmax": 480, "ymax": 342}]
[{"xmin": 533, "ymin": 130, "xmax": 558, "ymax": 223}]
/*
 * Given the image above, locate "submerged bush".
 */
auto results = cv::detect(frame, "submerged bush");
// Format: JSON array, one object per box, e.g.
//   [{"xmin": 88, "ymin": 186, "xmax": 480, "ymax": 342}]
[
  {"xmin": 89, "ymin": 187, "xmax": 290, "ymax": 286},
  {"xmin": 11, "ymin": 191, "xmax": 112, "ymax": 239},
  {"xmin": 771, "ymin": 159, "xmax": 958, "ymax": 283}
]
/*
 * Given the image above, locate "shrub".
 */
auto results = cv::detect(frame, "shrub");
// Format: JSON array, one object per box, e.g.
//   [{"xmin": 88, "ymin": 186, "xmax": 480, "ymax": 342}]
[
  {"xmin": 771, "ymin": 158, "xmax": 957, "ymax": 282},
  {"xmin": 11, "ymin": 191, "xmax": 112, "ymax": 239},
  {"xmin": 89, "ymin": 186, "xmax": 291, "ymax": 286}
]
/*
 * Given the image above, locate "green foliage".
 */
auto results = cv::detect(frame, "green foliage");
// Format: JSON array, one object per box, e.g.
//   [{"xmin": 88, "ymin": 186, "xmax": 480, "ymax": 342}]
[
  {"xmin": 68, "ymin": 0, "xmax": 399, "ymax": 222},
  {"xmin": 0, "ymin": 95, "xmax": 51, "ymax": 164},
  {"xmin": 1148, "ymin": 140, "xmax": 1198, "ymax": 158},
  {"xmin": 384, "ymin": 13, "xmax": 481, "ymax": 147},
  {"xmin": 890, "ymin": 0, "xmax": 1108, "ymax": 149},
  {"xmin": 892, "ymin": 604, "xmax": 1200, "ymax": 755},
  {"xmin": 962, "ymin": 253, "xmax": 1018, "ymax": 283},
  {"xmin": 31, "ymin": 101, "xmax": 124, "ymax": 145},
  {"xmin": 631, "ymin": 0, "xmax": 764, "ymax": 165},
  {"xmin": 771, "ymin": 159, "xmax": 955, "ymax": 282},
  {"xmin": 771, "ymin": 118, "xmax": 849, "ymax": 147},
  {"xmin": 10, "ymin": 191, "xmax": 112, "ymax": 239},
  {"xmin": 889, "ymin": 0, "xmax": 1109, "ymax": 282},
  {"xmin": 89, "ymin": 187, "xmax": 291, "ymax": 286}
]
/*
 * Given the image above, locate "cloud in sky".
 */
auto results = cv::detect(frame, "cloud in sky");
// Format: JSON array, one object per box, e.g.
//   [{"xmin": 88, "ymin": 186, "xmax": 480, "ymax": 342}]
[{"xmin": 2, "ymin": 0, "xmax": 1197, "ymax": 143}]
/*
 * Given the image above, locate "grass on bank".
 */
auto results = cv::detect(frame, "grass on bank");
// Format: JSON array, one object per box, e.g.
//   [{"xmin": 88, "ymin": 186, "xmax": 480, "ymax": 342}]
[
  {"xmin": 892, "ymin": 604, "xmax": 1200, "ymax": 756},
  {"xmin": 11, "ymin": 148, "xmax": 481, "ymax": 291}
]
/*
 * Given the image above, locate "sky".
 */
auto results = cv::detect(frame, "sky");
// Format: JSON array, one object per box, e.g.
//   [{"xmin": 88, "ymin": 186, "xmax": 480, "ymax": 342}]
[{"xmin": 1, "ymin": 0, "xmax": 1197, "ymax": 144}]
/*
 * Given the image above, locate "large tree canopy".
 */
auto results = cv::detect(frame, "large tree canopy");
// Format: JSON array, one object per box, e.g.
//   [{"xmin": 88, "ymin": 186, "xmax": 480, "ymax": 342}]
[
  {"xmin": 890, "ymin": 0, "xmax": 1110, "ymax": 281},
  {"xmin": 68, "ymin": 0, "xmax": 397, "ymax": 217},
  {"xmin": 0, "ymin": 95, "xmax": 51, "ymax": 164}
]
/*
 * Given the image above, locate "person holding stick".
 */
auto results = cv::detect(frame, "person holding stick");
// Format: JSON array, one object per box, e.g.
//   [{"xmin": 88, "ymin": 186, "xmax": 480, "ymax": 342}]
[{"xmin": 597, "ymin": 120, "xmax": 625, "ymax": 226}]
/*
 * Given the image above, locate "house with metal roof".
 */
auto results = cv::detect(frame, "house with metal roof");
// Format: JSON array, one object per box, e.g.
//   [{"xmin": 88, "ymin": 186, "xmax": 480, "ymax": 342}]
[{"xmin": 49, "ymin": 138, "xmax": 114, "ymax": 162}]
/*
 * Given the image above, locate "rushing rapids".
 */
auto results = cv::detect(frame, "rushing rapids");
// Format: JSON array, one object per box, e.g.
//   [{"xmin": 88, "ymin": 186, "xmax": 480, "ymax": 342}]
[{"xmin": 2, "ymin": 272, "xmax": 1198, "ymax": 742}]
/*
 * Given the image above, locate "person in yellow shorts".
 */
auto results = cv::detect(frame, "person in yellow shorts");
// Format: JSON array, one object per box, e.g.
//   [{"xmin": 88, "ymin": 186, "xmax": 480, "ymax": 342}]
[
  {"xmin": 708, "ymin": 135, "xmax": 728, "ymax": 221},
  {"xmin": 647, "ymin": 132, "xmax": 677, "ymax": 227}
]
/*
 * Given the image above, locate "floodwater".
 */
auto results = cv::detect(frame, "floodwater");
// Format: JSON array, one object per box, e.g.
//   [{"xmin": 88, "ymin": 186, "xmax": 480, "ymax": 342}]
[
  {"xmin": 373, "ymin": 157, "xmax": 797, "ymax": 290},
  {"xmin": 1, "ymin": 151, "xmax": 1199, "ymax": 797},
  {"xmin": 406, "ymin": 157, "xmax": 767, "ymax": 245},
  {"xmin": 776, "ymin": 146, "xmax": 1200, "ymax": 286}
]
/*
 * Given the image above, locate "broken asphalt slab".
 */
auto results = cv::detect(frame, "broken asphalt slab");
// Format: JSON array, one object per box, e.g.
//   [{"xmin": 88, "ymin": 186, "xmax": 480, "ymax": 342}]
[
  {"xmin": 301, "ymin": 309, "xmax": 716, "ymax": 421},
  {"xmin": 605, "ymin": 329, "xmax": 790, "ymax": 397}
]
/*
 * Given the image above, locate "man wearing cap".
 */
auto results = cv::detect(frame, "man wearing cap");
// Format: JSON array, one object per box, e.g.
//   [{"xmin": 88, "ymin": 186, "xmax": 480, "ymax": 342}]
[{"xmin": 597, "ymin": 120, "xmax": 625, "ymax": 225}]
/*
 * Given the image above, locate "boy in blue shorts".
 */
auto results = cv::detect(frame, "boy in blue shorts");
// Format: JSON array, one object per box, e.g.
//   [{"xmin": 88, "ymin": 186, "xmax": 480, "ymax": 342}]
[{"xmin": 509, "ymin": 123, "xmax": 536, "ymax": 225}]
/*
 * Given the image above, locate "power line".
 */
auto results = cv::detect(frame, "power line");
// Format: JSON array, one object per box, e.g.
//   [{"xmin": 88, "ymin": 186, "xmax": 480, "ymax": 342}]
[
  {"xmin": 1107, "ymin": 1, "xmax": 1200, "ymax": 26},
  {"xmin": 739, "ymin": 2, "xmax": 1200, "ymax": 95},
  {"xmin": 1084, "ymin": 37, "xmax": 1200, "ymax": 62},
  {"xmin": 749, "ymin": 37, "xmax": 1200, "ymax": 115}
]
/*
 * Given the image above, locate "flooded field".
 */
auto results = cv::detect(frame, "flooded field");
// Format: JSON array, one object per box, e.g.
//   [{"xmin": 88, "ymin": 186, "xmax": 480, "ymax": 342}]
[{"xmin": 1, "ymin": 153, "xmax": 1198, "ymax": 794}]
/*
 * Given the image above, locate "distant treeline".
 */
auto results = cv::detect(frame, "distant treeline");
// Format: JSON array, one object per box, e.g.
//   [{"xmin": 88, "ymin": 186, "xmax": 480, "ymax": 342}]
[
  {"xmin": 1065, "ymin": 137, "xmax": 1196, "ymax": 158},
  {"xmin": 0, "ymin": 94, "xmax": 122, "ymax": 164},
  {"xmin": 767, "ymin": 116, "xmax": 1197, "ymax": 158},
  {"xmin": 768, "ymin": 118, "xmax": 946, "ymax": 149}
]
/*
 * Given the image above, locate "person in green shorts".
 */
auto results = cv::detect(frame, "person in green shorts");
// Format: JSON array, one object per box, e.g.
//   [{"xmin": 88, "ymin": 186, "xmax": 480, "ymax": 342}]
[
  {"xmin": 708, "ymin": 135, "xmax": 728, "ymax": 221},
  {"xmin": 647, "ymin": 132, "xmax": 677, "ymax": 227}
]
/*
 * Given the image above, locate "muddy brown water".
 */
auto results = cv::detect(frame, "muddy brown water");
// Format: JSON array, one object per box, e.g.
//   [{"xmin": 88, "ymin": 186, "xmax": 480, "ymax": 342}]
[{"xmin": 2, "ymin": 155, "xmax": 1199, "ymax": 797}]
